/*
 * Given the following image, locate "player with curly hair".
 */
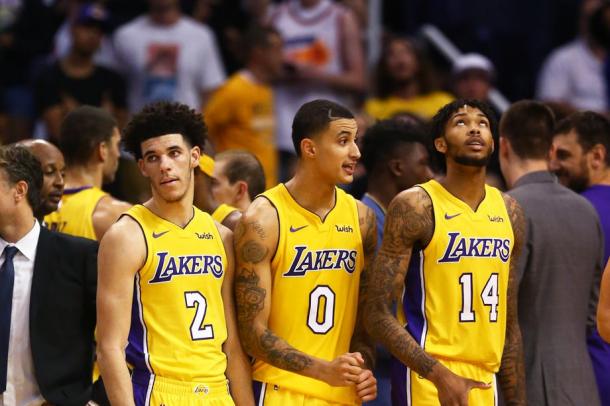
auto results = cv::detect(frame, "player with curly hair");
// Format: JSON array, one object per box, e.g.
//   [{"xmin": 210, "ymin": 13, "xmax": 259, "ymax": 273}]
[{"xmin": 97, "ymin": 101, "xmax": 254, "ymax": 406}]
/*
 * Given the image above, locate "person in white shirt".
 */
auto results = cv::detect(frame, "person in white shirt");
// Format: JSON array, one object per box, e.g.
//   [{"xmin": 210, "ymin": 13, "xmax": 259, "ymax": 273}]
[
  {"xmin": 112, "ymin": 0, "xmax": 226, "ymax": 113},
  {"xmin": 0, "ymin": 145, "xmax": 99, "ymax": 406}
]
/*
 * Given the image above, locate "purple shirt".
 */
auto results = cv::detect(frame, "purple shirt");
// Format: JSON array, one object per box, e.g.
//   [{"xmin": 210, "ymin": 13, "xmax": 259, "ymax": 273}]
[{"xmin": 583, "ymin": 184, "xmax": 610, "ymax": 263}]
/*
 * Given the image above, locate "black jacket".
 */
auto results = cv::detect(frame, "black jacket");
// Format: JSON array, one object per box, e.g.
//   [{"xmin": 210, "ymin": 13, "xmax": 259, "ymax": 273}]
[{"xmin": 29, "ymin": 227, "xmax": 98, "ymax": 406}]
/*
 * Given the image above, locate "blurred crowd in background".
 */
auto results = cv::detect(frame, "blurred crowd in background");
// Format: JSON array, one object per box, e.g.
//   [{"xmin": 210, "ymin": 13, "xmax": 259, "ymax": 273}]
[{"xmin": 2, "ymin": 0, "xmax": 610, "ymax": 201}]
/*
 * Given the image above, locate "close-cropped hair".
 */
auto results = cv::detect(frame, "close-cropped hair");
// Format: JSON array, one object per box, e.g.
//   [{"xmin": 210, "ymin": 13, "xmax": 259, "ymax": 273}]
[
  {"xmin": 0, "ymin": 145, "xmax": 43, "ymax": 210},
  {"xmin": 500, "ymin": 100, "xmax": 555, "ymax": 160},
  {"xmin": 60, "ymin": 105, "xmax": 117, "ymax": 166},
  {"xmin": 216, "ymin": 150, "xmax": 266, "ymax": 200},
  {"xmin": 555, "ymin": 111, "xmax": 610, "ymax": 165},
  {"xmin": 292, "ymin": 99, "xmax": 354, "ymax": 156},
  {"xmin": 361, "ymin": 119, "xmax": 428, "ymax": 174},
  {"xmin": 123, "ymin": 101, "xmax": 207, "ymax": 160}
]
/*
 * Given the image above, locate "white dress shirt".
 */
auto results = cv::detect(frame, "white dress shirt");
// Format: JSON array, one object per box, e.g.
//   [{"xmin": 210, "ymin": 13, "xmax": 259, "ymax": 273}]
[{"xmin": 0, "ymin": 220, "xmax": 44, "ymax": 406}]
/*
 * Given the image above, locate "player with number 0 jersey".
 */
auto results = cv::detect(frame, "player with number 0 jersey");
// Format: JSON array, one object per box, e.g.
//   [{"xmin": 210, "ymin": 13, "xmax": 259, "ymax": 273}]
[
  {"xmin": 234, "ymin": 99, "xmax": 377, "ymax": 405},
  {"xmin": 96, "ymin": 102, "xmax": 253, "ymax": 406}
]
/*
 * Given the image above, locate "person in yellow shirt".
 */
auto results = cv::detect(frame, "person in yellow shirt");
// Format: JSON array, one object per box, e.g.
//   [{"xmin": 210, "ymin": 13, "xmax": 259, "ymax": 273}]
[
  {"xmin": 44, "ymin": 106, "xmax": 131, "ymax": 240},
  {"xmin": 97, "ymin": 101, "xmax": 253, "ymax": 406},
  {"xmin": 363, "ymin": 99, "xmax": 526, "ymax": 405},
  {"xmin": 204, "ymin": 25, "xmax": 283, "ymax": 189},
  {"xmin": 365, "ymin": 36, "xmax": 453, "ymax": 121},
  {"xmin": 234, "ymin": 99, "xmax": 377, "ymax": 405}
]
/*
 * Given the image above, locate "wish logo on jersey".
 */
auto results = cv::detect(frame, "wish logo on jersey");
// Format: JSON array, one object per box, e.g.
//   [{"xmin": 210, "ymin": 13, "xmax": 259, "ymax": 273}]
[
  {"xmin": 149, "ymin": 251, "xmax": 224, "ymax": 283},
  {"xmin": 438, "ymin": 232, "xmax": 511, "ymax": 263},
  {"xmin": 283, "ymin": 245, "xmax": 357, "ymax": 277}
]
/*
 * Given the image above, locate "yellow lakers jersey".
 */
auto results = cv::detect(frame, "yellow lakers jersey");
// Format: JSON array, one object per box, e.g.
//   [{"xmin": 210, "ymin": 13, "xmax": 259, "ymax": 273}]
[
  {"xmin": 124, "ymin": 205, "xmax": 229, "ymax": 383},
  {"xmin": 398, "ymin": 180, "xmax": 513, "ymax": 372},
  {"xmin": 211, "ymin": 203, "xmax": 238, "ymax": 223},
  {"xmin": 253, "ymin": 184, "xmax": 364, "ymax": 405},
  {"xmin": 44, "ymin": 186, "xmax": 108, "ymax": 240}
]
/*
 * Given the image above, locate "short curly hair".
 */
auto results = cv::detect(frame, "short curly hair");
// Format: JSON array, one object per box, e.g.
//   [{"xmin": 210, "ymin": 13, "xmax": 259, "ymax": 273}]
[
  {"xmin": 429, "ymin": 99, "xmax": 497, "ymax": 171},
  {"xmin": 123, "ymin": 101, "xmax": 207, "ymax": 159}
]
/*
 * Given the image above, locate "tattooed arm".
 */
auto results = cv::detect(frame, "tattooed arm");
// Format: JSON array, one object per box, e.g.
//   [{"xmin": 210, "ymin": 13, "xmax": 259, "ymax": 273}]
[
  {"xmin": 234, "ymin": 197, "xmax": 363, "ymax": 386},
  {"xmin": 349, "ymin": 201, "xmax": 378, "ymax": 402},
  {"xmin": 363, "ymin": 188, "xmax": 491, "ymax": 405},
  {"xmin": 499, "ymin": 194, "xmax": 526, "ymax": 405},
  {"xmin": 217, "ymin": 224, "xmax": 255, "ymax": 406}
]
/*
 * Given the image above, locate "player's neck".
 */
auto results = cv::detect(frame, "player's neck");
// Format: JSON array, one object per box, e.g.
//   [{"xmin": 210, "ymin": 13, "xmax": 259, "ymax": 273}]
[
  {"xmin": 61, "ymin": 52, "xmax": 94, "ymax": 78},
  {"xmin": 505, "ymin": 158, "xmax": 548, "ymax": 189},
  {"xmin": 147, "ymin": 192, "xmax": 195, "ymax": 228},
  {"xmin": 440, "ymin": 165, "xmax": 487, "ymax": 211},
  {"xmin": 0, "ymin": 210, "xmax": 35, "ymax": 243},
  {"xmin": 149, "ymin": 7, "xmax": 181, "ymax": 26},
  {"xmin": 590, "ymin": 166, "xmax": 610, "ymax": 186},
  {"xmin": 64, "ymin": 165, "xmax": 103, "ymax": 189},
  {"xmin": 285, "ymin": 171, "xmax": 336, "ymax": 219},
  {"xmin": 392, "ymin": 80, "xmax": 419, "ymax": 100},
  {"xmin": 366, "ymin": 175, "xmax": 397, "ymax": 210}
]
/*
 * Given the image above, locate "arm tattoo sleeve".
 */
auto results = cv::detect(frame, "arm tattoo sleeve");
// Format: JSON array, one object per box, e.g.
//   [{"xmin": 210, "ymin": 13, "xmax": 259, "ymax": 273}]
[
  {"xmin": 498, "ymin": 195, "xmax": 527, "ymax": 405},
  {"xmin": 362, "ymin": 189, "xmax": 439, "ymax": 378},
  {"xmin": 234, "ymin": 218, "xmax": 315, "ymax": 373},
  {"xmin": 350, "ymin": 205, "xmax": 377, "ymax": 370}
]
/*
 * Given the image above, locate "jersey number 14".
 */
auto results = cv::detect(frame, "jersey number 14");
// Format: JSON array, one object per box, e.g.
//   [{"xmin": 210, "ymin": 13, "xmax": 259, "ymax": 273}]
[{"xmin": 459, "ymin": 273, "xmax": 499, "ymax": 322}]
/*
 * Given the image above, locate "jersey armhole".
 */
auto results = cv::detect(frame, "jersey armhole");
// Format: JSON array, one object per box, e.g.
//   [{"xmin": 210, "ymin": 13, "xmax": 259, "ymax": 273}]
[
  {"xmin": 119, "ymin": 213, "xmax": 149, "ymax": 273},
  {"xmin": 257, "ymin": 195, "xmax": 281, "ymax": 265}
]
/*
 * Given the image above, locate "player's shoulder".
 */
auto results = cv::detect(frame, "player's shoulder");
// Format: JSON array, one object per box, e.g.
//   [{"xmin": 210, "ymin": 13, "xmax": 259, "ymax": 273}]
[
  {"xmin": 391, "ymin": 185, "xmax": 433, "ymax": 212},
  {"xmin": 239, "ymin": 195, "xmax": 279, "ymax": 238},
  {"xmin": 101, "ymin": 213, "xmax": 144, "ymax": 246}
]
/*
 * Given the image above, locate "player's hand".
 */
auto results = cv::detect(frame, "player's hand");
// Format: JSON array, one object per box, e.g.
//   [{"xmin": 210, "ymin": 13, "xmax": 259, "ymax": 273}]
[
  {"xmin": 321, "ymin": 352, "xmax": 363, "ymax": 387},
  {"xmin": 429, "ymin": 363, "xmax": 491, "ymax": 406},
  {"xmin": 355, "ymin": 368, "xmax": 377, "ymax": 402}
]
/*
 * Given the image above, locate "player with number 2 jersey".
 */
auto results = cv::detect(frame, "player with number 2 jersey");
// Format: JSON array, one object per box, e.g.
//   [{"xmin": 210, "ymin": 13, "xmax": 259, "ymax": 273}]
[{"xmin": 97, "ymin": 102, "xmax": 253, "ymax": 406}]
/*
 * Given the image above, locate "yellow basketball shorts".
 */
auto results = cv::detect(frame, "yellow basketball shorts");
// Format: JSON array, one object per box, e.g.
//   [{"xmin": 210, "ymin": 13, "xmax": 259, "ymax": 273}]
[
  {"xmin": 391, "ymin": 357, "xmax": 497, "ymax": 405},
  {"xmin": 133, "ymin": 372, "xmax": 235, "ymax": 406},
  {"xmin": 253, "ymin": 381, "xmax": 359, "ymax": 406}
]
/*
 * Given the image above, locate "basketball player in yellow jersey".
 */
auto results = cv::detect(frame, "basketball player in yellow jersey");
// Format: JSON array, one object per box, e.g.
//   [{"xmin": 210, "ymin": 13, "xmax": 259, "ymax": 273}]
[
  {"xmin": 44, "ymin": 106, "xmax": 131, "ymax": 240},
  {"xmin": 235, "ymin": 99, "xmax": 377, "ymax": 405},
  {"xmin": 97, "ymin": 102, "xmax": 254, "ymax": 406},
  {"xmin": 363, "ymin": 99, "xmax": 526, "ymax": 406}
]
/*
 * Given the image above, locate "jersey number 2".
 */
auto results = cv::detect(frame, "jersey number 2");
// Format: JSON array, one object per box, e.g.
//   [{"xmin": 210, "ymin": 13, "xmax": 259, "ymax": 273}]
[
  {"xmin": 184, "ymin": 291, "xmax": 214, "ymax": 340},
  {"xmin": 459, "ymin": 273, "xmax": 499, "ymax": 322}
]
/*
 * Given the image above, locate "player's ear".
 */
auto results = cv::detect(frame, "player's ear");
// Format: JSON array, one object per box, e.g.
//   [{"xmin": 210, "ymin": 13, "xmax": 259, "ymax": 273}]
[
  {"xmin": 589, "ymin": 143, "xmax": 606, "ymax": 170},
  {"xmin": 236, "ymin": 181, "xmax": 248, "ymax": 200},
  {"xmin": 301, "ymin": 138, "xmax": 316, "ymax": 158},
  {"xmin": 434, "ymin": 137, "xmax": 447, "ymax": 154},
  {"xmin": 98, "ymin": 141, "xmax": 108, "ymax": 162},
  {"xmin": 388, "ymin": 159, "xmax": 402, "ymax": 177},
  {"xmin": 190, "ymin": 146, "xmax": 201, "ymax": 169},
  {"xmin": 13, "ymin": 180, "xmax": 28, "ymax": 204}
]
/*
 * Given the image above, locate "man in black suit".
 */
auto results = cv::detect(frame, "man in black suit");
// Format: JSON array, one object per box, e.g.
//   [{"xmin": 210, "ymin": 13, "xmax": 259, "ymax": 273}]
[{"xmin": 0, "ymin": 145, "xmax": 98, "ymax": 406}]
